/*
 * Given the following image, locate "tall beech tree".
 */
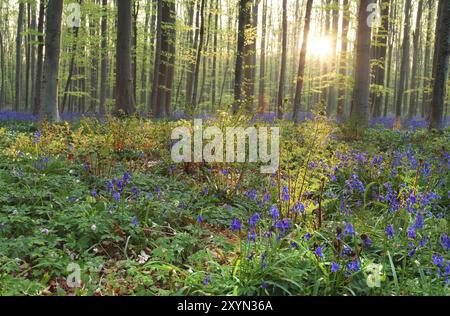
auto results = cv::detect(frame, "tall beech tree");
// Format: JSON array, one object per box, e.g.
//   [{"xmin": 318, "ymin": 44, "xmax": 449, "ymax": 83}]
[
  {"xmin": 41, "ymin": 0, "xmax": 64, "ymax": 122},
  {"xmin": 429, "ymin": 0, "xmax": 450, "ymax": 129},
  {"xmin": 350, "ymin": 0, "xmax": 374, "ymax": 128},
  {"xmin": 115, "ymin": 0, "xmax": 136, "ymax": 115},
  {"xmin": 293, "ymin": 0, "xmax": 313, "ymax": 125}
]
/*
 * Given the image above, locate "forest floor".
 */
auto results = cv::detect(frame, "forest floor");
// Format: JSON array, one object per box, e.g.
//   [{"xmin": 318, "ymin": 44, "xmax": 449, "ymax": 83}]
[{"xmin": 0, "ymin": 113, "xmax": 449, "ymax": 296}]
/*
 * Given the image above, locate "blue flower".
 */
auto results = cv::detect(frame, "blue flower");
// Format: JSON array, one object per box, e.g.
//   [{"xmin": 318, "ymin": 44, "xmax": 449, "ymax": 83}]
[
  {"xmin": 270, "ymin": 205, "xmax": 279, "ymax": 220},
  {"xmin": 91, "ymin": 189, "xmax": 97, "ymax": 198},
  {"xmin": 282, "ymin": 186, "xmax": 290, "ymax": 201},
  {"xmin": 197, "ymin": 215, "xmax": 204, "ymax": 224},
  {"xmin": 314, "ymin": 246, "xmax": 325, "ymax": 259},
  {"xmin": 386, "ymin": 224, "xmax": 395, "ymax": 239},
  {"xmin": 261, "ymin": 255, "xmax": 267, "ymax": 269},
  {"xmin": 131, "ymin": 217, "xmax": 138, "ymax": 226},
  {"xmin": 290, "ymin": 242, "xmax": 299, "ymax": 249},
  {"xmin": 440, "ymin": 234, "xmax": 450, "ymax": 251},
  {"xmin": 407, "ymin": 226, "xmax": 416, "ymax": 239},
  {"xmin": 231, "ymin": 218, "xmax": 242, "ymax": 231},
  {"xmin": 34, "ymin": 131, "xmax": 42, "ymax": 144},
  {"xmin": 18, "ymin": 150, "xmax": 24, "ymax": 157},
  {"xmin": 249, "ymin": 213, "xmax": 260, "ymax": 228},
  {"xmin": 347, "ymin": 259, "xmax": 360, "ymax": 272},
  {"xmin": 345, "ymin": 223, "xmax": 355, "ymax": 236},
  {"xmin": 305, "ymin": 233, "xmax": 312, "ymax": 241},
  {"xmin": 432, "ymin": 254, "xmax": 444, "ymax": 268},
  {"xmin": 247, "ymin": 230, "xmax": 257, "ymax": 243},
  {"xmin": 113, "ymin": 191, "xmax": 120, "ymax": 202},
  {"xmin": 331, "ymin": 262, "xmax": 340, "ymax": 273}
]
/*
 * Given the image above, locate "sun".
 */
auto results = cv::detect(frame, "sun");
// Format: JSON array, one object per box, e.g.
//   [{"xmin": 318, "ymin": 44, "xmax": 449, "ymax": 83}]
[{"xmin": 307, "ymin": 36, "xmax": 333, "ymax": 58}]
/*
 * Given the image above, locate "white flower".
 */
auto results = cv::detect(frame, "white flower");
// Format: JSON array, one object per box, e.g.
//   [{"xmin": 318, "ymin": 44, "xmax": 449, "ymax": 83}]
[
  {"xmin": 137, "ymin": 251, "xmax": 150, "ymax": 264},
  {"xmin": 91, "ymin": 224, "xmax": 97, "ymax": 231},
  {"xmin": 42, "ymin": 228, "xmax": 49, "ymax": 235}
]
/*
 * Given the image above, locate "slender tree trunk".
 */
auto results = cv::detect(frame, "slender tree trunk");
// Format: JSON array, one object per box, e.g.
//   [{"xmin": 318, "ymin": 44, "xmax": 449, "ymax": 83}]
[
  {"xmin": 33, "ymin": 0, "xmax": 45, "ymax": 116},
  {"xmin": 15, "ymin": 2, "xmax": 25, "ymax": 111},
  {"xmin": 190, "ymin": 0, "xmax": 206, "ymax": 110},
  {"xmin": 276, "ymin": 0, "xmax": 288, "ymax": 119},
  {"xmin": 372, "ymin": 0, "xmax": 390, "ymax": 118},
  {"xmin": 150, "ymin": 0, "xmax": 163, "ymax": 115},
  {"xmin": 61, "ymin": 27, "xmax": 79, "ymax": 113},
  {"xmin": 407, "ymin": 0, "xmax": 424, "ymax": 119},
  {"xmin": 41, "ymin": 0, "xmax": 64, "ymax": 122},
  {"xmin": 140, "ymin": 1, "xmax": 150, "ymax": 106},
  {"xmin": 0, "ymin": 29, "xmax": 5, "ymax": 110},
  {"xmin": 233, "ymin": 0, "xmax": 252, "ymax": 113},
  {"xmin": 132, "ymin": 0, "xmax": 139, "ymax": 101},
  {"xmin": 327, "ymin": 0, "xmax": 339, "ymax": 117},
  {"xmin": 99, "ymin": 0, "xmax": 108, "ymax": 116},
  {"xmin": 164, "ymin": 0, "xmax": 176, "ymax": 116},
  {"xmin": 211, "ymin": 0, "xmax": 219, "ymax": 110},
  {"xmin": 185, "ymin": 0, "xmax": 198, "ymax": 107},
  {"xmin": 337, "ymin": 0, "xmax": 350, "ymax": 121},
  {"xmin": 422, "ymin": 1, "xmax": 435, "ymax": 118},
  {"xmin": 350, "ymin": 0, "xmax": 375, "ymax": 128},
  {"xmin": 293, "ymin": 0, "xmax": 313, "ymax": 125},
  {"xmin": 395, "ymin": 0, "xmax": 412, "ymax": 123},
  {"xmin": 116, "ymin": 0, "xmax": 136, "ymax": 115},
  {"xmin": 258, "ymin": 0, "xmax": 267, "ymax": 113},
  {"xmin": 429, "ymin": 0, "xmax": 450, "ymax": 129}
]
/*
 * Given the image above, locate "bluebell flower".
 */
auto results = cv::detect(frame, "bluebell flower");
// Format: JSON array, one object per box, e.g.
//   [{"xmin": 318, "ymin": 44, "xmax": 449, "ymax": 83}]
[
  {"xmin": 282, "ymin": 186, "xmax": 290, "ymax": 201},
  {"xmin": 247, "ymin": 230, "xmax": 257, "ymax": 243},
  {"xmin": 270, "ymin": 205, "xmax": 279, "ymax": 220},
  {"xmin": 432, "ymin": 254, "xmax": 444, "ymax": 268},
  {"xmin": 440, "ymin": 234, "xmax": 450, "ymax": 251},
  {"xmin": 414, "ymin": 212, "xmax": 424, "ymax": 229},
  {"xmin": 331, "ymin": 262, "xmax": 340, "ymax": 273},
  {"xmin": 122, "ymin": 171, "xmax": 131, "ymax": 183},
  {"xmin": 261, "ymin": 255, "xmax": 267, "ymax": 269},
  {"xmin": 314, "ymin": 246, "xmax": 325, "ymax": 259},
  {"xmin": 91, "ymin": 189, "xmax": 97, "ymax": 198},
  {"xmin": 345, "ymin": 223, "xmax": 355, "ymax": 236},
  {"xmin": 18, "ymin": 150, "xmax": 24, "ymax": 157},
  {"xmin": 231, "ymin": 218, "xmax": 242, "ymax": 231},
  {"xmin": 197, "ymin": 215, "xmax": 204, "ymax": 224},
  {"xmin": 305, "ymin": 233, "xmax": 312, "ymax": 241},
  {"xmin": 113, "ymin": 191, "xmax": 120, "ymax": 202},
  {"xmin": 407, "ymin": 226, "xmax": 416, "ymax": 239},
  {"xmin": 290, "ymin": 242, "xmax": 299, "ymax": 249},
  {"xmin": 386, "ymin": 224, "xmax": 395, "ymax": 239},
  {"xmin": 131, "ymin": 217, "xmax": 138, "ymax": 226},
  {"xmin": 249, "ymin": 213, "xmax": 260, "ymax": 228},
  {"xmin": 347, "ymin": 259, "xmax": 360, "ymax": 272},
  {"xmin": 34, "ymin": 131, "xmax": 42, "ymax": 144}
]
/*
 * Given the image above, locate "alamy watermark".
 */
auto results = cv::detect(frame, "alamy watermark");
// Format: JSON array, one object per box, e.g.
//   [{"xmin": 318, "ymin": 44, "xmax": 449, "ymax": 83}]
[{"xmin": 171, "ymin": 120, "xmax": 279, "ymax": 174}]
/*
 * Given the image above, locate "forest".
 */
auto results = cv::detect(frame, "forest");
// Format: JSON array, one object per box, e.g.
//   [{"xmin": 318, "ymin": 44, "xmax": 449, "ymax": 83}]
[{"xmin": 0, "ymin": 0, "xmax": 449, "ymax": 297}]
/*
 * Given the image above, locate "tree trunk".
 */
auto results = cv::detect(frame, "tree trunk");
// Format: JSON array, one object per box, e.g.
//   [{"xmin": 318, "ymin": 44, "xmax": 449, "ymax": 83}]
[
  {"xmin": 61, "ymin": 26, "xmax": 80, "ymax": 113},
  {"xmin": 41, "ymin": 0, "xmax": 64, "ymax": 122},
  {"xmin": 395, "ymin": 0, "xmax": 412, "ymax": 123},
  {"xmin": 116, "ymin": 0, "xmax": 136, "ymax": 115},
  {"xmin": 211, "ymin": 0, "xmax": 219, "ymax": 110},
  {"xmin": 150, "ymin": 0, "xmax": 163, "ymax": 115},
  {"xmin": 15, "ymin": 2, "xmax": 25, "ymax": 111},
  {"xmin": 164, "ymin": 0, "xmax": 176, "ymax": 117},
  {"xmin": 407, "ymin": 0, "xmax": 424, "ymax": 119},
  {"xmin": 429, "ymin": 0, "xmax": 450, "ymax": 129},
  {"xmin": 293, "ymin": 0, "xmax": 313, "ymax": 124},
  {"xmin": 276, "ymin": 0, "xmax": 287, "ymax": 120},
  {"xmin": 99, "ymin": 0, "xmax": 108, "ymax": 116},
  {"xmin": 0, "ymin": 29, "xmax": 5, "ymax": 110},
  {"xmin": 258, "ymin": 0, "xmax": 267, "ymax": 113},
  {"xmin": 327, "ymin": 0, "xmax": 339, "ymax": 117},
  {"xmin": 132, "ymin": 0, "xmax": 139, "ymax": 102},
  {"xmin": 422, "ymin": 1, "xmax": 435, "ymax": 118},
  {"xmin": 337, "ymin": 0, "xmax": 350, "ymax": 121},
  {"xmin": 140, "ymin": 0, "xmax": 151, "ymax": 106},
  {"xmin": 350, "ymin": 0, "xmax": 374, "ymax": 128},
  {"xmin": 372, "ymin": 0, "xmax": 390, "ymax": 118},
  {"xmin": 233, "ymin": 0, "xmax": 252, "ymax": 113},
  {"xmin": 32, "ymin": 0, "xmax": 45, "ymax": 116},
  {"xmin": 190, "ymin": 0, "xmax": 206, "ymax": 110}
]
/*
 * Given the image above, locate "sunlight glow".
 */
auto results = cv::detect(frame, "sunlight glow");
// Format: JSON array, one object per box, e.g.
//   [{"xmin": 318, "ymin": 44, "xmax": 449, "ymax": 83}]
[{"xmin": 307, "ymin": 36, "xmax": 333, "ymax": 59}]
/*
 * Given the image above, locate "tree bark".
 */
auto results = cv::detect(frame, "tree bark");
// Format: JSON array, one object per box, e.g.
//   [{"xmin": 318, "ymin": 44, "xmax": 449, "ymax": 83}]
[
  {"xmin": 32, "ymin": 0, "xmax": 45, "ymax": 116},
  {"xmin": 395, "ymin": 0, "xmax": 412, "ymax": 123},
  {"xmin": 99, "ymin": 0, "xmax": 108, "ymax": 116},
  {"xmin": 350, "ymin": 0, "xmax": 375, "ymax": 128},
  {"xmin": 293, "ymin": 0, "xmax": 313, "ymax": 125},
  {"xmin": 116, "ymin": 0, "xmax": 136, "ymax": 115},
  {"xmin": 41, "ymin": 0, "xmax": 64, "ymax": 122},
  {"xmin": 15, "ymin": 2, "xmax": 25, "ymax": 111},
  {"xmin": 276, "ymin": 0, "xmax": 288, "ymax": 120},
  {"xmin": 429, "ymin": 0, "xmax": 450, "ymax": 129}
]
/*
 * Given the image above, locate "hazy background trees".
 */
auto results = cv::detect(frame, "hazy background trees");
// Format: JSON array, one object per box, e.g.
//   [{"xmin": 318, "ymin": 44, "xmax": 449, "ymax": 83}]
[{"xmin": 0, "ymin": 0, "xmax": 448, "ymax": 128}]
